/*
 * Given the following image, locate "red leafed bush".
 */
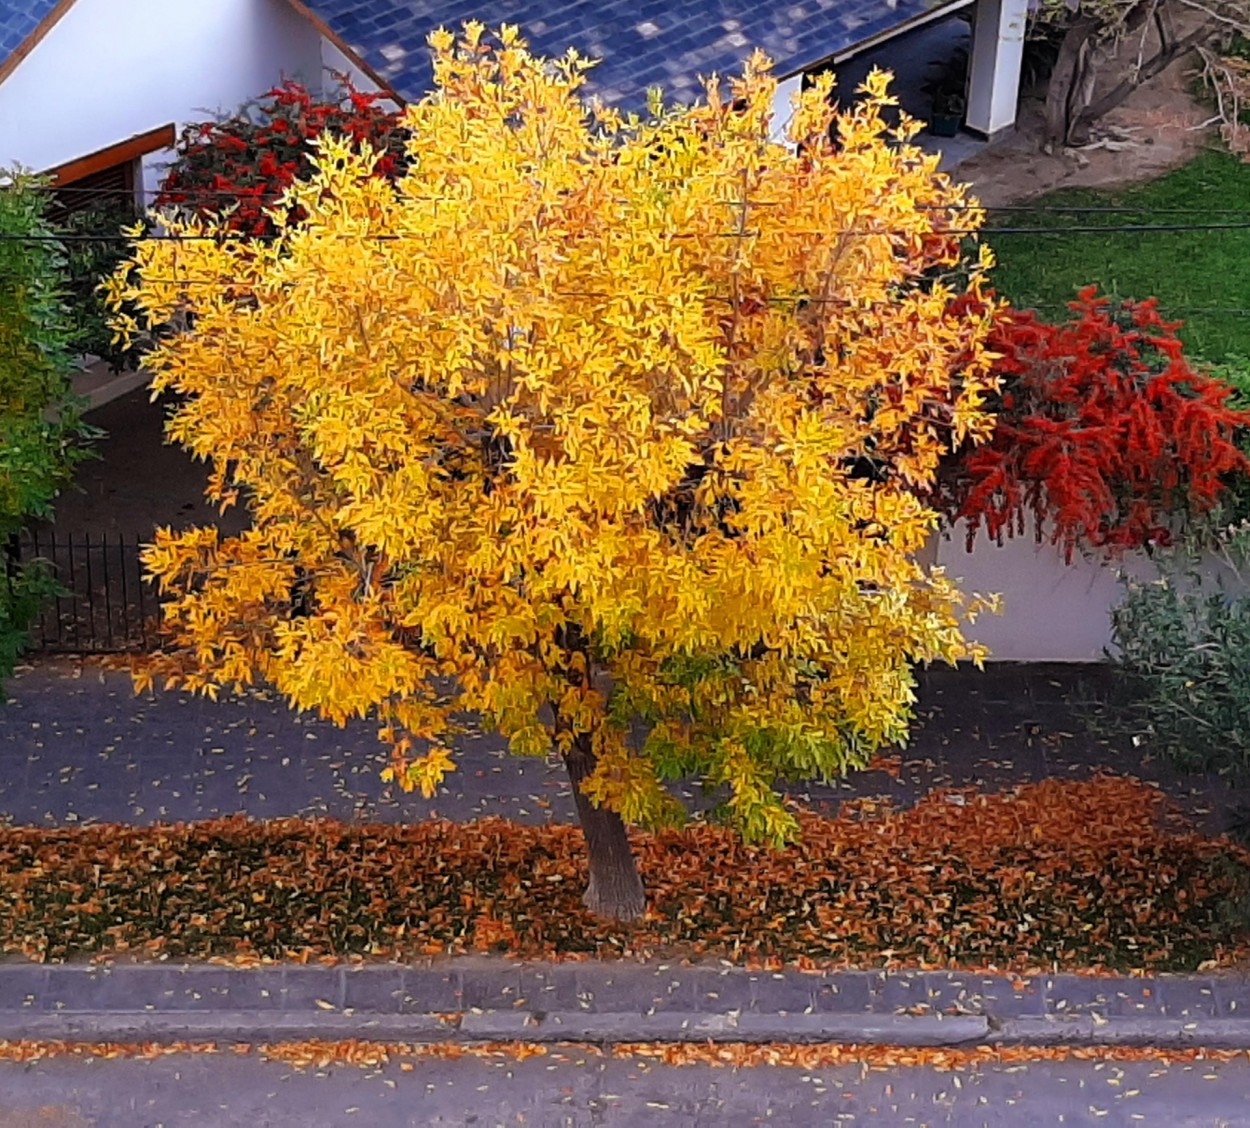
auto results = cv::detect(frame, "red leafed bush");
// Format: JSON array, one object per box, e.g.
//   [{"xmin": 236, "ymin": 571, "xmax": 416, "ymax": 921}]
[
  {"xmin": 943, "ymin": 287, "xmax": 1250, "ymax": 561},
  {"xmin": 156, "ymin": 78, "xmax": 409, "ymax": 238}
]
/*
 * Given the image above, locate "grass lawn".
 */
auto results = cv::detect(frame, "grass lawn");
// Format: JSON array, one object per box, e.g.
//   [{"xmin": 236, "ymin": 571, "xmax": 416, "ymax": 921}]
[{"xmin": 984, "ymin": 147, "xmax": 1250, "ymax": 363}]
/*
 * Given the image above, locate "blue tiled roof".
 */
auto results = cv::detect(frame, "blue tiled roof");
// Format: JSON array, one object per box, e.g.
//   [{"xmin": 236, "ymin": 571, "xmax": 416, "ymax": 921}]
[
  {"xmin": 304, "ymin": 1, "xmax": 944, "ymax": 109},
  {"xmin": 0, "ymin": 0, "xmax": 62, "ymax": 72}
]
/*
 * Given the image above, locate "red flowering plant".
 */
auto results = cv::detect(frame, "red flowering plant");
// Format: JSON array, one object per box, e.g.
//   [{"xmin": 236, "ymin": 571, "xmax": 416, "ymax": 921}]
[
  {"xmin": 940, "ymin": 287, "xmax": 1250, "ymax": 562},
  {"xmin": 156, "ymin": 77, "xmax": 409, "ymax": 238}
]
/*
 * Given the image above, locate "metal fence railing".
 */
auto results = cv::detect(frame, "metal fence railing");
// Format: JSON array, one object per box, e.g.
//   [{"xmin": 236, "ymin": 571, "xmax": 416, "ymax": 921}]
[{"xmin": 8, "ymin": 530, "xmax": 162, "ymax": 654}]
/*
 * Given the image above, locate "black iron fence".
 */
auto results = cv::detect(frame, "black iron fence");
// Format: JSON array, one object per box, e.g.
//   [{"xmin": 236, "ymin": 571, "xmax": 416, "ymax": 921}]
[{"xmin": 7, "ymin": 530, "xmax": 163, "ymax": 653}]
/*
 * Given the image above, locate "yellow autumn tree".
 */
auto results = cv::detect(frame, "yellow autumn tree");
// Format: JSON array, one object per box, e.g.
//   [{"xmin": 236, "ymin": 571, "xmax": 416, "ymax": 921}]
[{"xmin": 110, "ymin": 25, "xmax": 999, "ymax": 920}]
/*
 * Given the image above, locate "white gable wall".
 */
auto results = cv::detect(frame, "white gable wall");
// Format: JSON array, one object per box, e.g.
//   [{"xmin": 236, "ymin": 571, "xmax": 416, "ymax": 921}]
[{"xmin": 0, "ymin": 0, "xmax": 327, "ymax": 192}]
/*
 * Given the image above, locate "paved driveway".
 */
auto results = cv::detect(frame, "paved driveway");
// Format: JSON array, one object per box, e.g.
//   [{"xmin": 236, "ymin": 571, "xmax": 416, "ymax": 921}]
[{"xmin": 2, "ymin": 659, "xmax": 1244, "ymax": 832}]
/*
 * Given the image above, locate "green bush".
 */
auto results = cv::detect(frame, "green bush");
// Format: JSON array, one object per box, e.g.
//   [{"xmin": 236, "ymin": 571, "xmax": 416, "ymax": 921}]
[
  {"xmin": 57, "ymin": 198, "xmax": 146, "ymax": 371},
  {"xmin": 1210, "ymin": 356, "xmax": 1250, "ymax": 409},
  {"xmin": 1109, "ymin": 524, "xmax": 1250, "ymax": 776},
  {"xmin": 0, "ymin": 172, "xmax": 96, "ymax": 685},
  {"xmin": 1202, "ymin": 357, "xmax": 1250, "ymax": 526}
]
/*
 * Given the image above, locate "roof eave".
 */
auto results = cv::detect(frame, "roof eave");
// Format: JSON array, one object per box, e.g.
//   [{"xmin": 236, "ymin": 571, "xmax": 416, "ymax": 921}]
[
  {"xmin": 774, "ymin": 0, "xmax": 977, "ymax": 80},
  {"xmin": 281, "ymin": 0, "xmax": 408, "ymax": 105},
  {"xmin": 0, "ymin": 0, "xmax": 80, "ymax": 88}
]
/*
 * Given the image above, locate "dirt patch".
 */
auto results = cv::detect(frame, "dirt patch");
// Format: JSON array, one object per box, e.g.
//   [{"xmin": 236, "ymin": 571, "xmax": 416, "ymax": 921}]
[
  {"xmin": 957, "ymin": 50, "xmax": 1219, "ymax": 206},
  {"xmin": 0, "ymin": 1111, "xmax": 88, "ymax": 1128}
]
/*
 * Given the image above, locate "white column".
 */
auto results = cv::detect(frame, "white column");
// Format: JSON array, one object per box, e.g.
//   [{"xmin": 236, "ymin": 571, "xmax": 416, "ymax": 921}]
[
  {"xmin": 769, "ymin": 73, "xmax": 803, "ymax": 148},
  {"xmin": 965, "ymin": 0, "xmax": 1028, "ymax": 137}
]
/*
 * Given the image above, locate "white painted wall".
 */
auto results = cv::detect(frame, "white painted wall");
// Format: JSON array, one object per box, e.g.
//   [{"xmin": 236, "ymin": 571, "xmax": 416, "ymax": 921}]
[
  {"xmin": 321, "ymin": 38, "xmax": 399, "ymax": 107},
  {"xmin": 0, "ymin": 0, "xmax": 325, "ymax": 185},
  {"xmin": 934, "ymin": 527, "xmax": 1137, "ymax": 661}
]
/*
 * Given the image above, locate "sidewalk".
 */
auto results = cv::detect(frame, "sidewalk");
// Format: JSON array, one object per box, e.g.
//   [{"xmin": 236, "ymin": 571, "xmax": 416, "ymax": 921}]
[
  {"xmin": 2, "ymin": 958, "xmax": 1249, "ymax": 1049},
  {"xmin": 2, "ymin": 659, "xmax": 1246, "ymax": 834},
  {"xmin": 4, "ymin": 660, "xmax": 1250, "ymax": 1057}
]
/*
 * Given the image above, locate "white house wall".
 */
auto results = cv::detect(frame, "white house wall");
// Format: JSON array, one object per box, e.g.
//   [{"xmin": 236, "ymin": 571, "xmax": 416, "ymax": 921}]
[
  {"xmin": 0, "ymin": 0, "xmax": 327, "ymax": 186},
  {"xmin": 320, "ymin": 38, "xmax": 398, "ymax": 106},
  {"xmin": 934, "ymin": 525, "xmax": 1158, "ymax": 662}
]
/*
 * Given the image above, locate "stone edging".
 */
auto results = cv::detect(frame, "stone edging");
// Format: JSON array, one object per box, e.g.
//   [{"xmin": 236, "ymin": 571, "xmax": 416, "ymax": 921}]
[{"xmin": 1, "ymin": 958, "xmax": 1247, "ymax": 1047}]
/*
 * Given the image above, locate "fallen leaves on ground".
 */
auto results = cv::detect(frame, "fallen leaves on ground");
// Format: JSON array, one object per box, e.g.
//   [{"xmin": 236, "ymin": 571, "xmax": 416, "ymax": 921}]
[
  {"xmin": 0, "ymin": 1040, "xmax": 222, "ymax": 1063},
  {"xmin": 257, "ymin": 1040, "xmax": 1250, "ymax": 1072},
  {"xmin": 0, "ymin": 776, "xmax": 1246, "ymax": 971},
  {"xmin": 1, "ymin": 1038, "xmax": 1249, "ymax": 1073}
]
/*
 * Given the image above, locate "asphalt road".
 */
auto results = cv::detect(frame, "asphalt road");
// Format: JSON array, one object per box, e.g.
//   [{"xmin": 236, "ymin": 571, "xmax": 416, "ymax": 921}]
[
  {"xmin": 1, "ymin": 1050, "xmax": 1249, "ymax": 1127},
  {"xmin": 3, "ymin": 660, "xmax": 1244, "ymax": 833}
]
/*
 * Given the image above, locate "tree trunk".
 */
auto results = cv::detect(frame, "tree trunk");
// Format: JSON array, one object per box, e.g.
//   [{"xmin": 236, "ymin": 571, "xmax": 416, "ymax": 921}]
[
  {"xmin": 1040, "ymin": 18, "xmax": 1100, "ymax": 152},
  {"xmin": 1043, "ymin": 17, "xmax": 1102, "ymax": 152},
  {"xmin": 563, "ymin": 732, "xmax": 647, "ymax": 922},
  {"xmin": 1043, "ymin": 1, "xmax": 1213, "ymax": 151}
]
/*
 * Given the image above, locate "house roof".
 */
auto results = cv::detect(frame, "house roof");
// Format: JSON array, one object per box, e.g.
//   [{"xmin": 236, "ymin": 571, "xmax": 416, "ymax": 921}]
[
  {"xmin": 300, "ymin": 0, "xmax": 952, "ymax": 110},
  {"xmin": 0, "ymin": 0, "xmax": 71, "ymax": 85},
  {"xmin": 1, "ymin": 0, "xmax": 956, "ymax": 110}
]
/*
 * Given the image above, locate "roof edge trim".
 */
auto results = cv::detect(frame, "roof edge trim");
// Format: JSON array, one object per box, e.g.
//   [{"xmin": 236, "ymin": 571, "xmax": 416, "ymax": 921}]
[
  {"xmin": 0, "ymin": 0, "xmax": 80, "ymax": 88},
  {"xmin": 776, "ymin": 0, "xmax": 977, "ymax": 80},
  {"xmin": 282, "ymin": 0, "xmax": 407, "ymax": 106}
]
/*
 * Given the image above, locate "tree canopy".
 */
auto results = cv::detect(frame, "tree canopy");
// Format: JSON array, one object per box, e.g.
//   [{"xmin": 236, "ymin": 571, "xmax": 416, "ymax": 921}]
[{"xmin": 110, "ymin": 26, "xmax": 999, "ymax": 918}]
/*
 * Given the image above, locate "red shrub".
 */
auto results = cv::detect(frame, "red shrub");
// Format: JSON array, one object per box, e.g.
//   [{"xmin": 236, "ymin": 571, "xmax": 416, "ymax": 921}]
[
  {"xmin": 943, "ymin": 287, "xmax": 1250, "ymax": 561},
  {"xmin": 156, "ymin": 78, "xmax": 409, "ymax": 238}
]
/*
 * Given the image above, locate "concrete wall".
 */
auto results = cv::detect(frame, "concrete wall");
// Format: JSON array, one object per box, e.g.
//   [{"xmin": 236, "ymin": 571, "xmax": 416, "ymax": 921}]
[
  {"xmin": 936, "ymin": 528, "xmax": 1250, "ymax": 663},
  {"xmin": 929, "ymin": 519, "xmax": 1250, "ymax": 663},
  {"xmin": 0, "ymin": 0, "xmax": 325, "ymax": 188},
  {"xmin": 934, "ymin": 527, "xmax": 1132, "ymax": 662}
]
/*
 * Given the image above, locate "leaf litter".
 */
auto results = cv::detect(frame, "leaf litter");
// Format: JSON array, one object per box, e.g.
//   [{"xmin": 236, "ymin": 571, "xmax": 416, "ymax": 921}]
[
  {"xmin": 0, "ymin": 1039, "xmax": 1247, "ymax": 1073},
  {"xmin": 0, "ymin": 775, "xmax": 1245, "ymax": 971}
]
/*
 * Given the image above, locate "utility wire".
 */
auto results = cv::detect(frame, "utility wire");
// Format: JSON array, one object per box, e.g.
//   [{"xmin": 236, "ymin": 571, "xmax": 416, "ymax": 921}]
[
  {"xmin": 23, "ymin": 184, "xmax": 1250, "ymax": 217},
  {"xmin": 6, "ymin": 270, "xmax": 1248, "ymax": 318},
  {"xmin": 6, "ymin": 219, "xmax": 1250, "ymax": 243}
]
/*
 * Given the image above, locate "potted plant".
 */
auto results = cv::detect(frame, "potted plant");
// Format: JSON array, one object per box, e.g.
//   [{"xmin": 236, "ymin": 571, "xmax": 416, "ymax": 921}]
[
  {"xmin": 924, "ymin": 48, "xmax": 968, "ymax": 137},
  {"xmin": 928, "ymin": 89, "xmax": 967, "ymax": 137}
]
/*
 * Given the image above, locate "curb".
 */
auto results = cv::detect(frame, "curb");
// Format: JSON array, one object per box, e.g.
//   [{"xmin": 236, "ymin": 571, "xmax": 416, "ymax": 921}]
[
  {"xmin": 993, "ymin": 1017, "xmax": 1250, "ymax": 1049},
  {"xmin": 0, "ymin": 1011, "xmax": 990, "ymax": 1047},
  {"xmin": 1, "ymin": 959, "xmax": 1247, "ymax": 1048}
]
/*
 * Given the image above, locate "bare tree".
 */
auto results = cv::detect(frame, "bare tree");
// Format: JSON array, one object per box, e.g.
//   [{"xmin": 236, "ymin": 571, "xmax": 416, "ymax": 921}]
[
  {"xmin": 1197, "ymin": 40, "xmax": 1250, "ymax": 155},
  {"xmin": 1035, "ymin": 0, "xmax": 1242, "ymax": 150}
]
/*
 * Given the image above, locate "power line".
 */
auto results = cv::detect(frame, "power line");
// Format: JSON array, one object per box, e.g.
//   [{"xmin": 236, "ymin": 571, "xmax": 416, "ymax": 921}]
[
  {"xmin": 6, "ymin": 219, "xmax": 1250, "ymax": 245},
  {"xmin": 986, "ymin": 221, "xmax": 1250, "ymax": 234},
  {"xmin": 23, "ymin": 184, "xmax": 1250, "ymax": 218},
  {"xmin": 6, "ymin": 270, "xmax": 1248, "ymax": 318},
  {"xmin": 1007, "ymin": 302, "xmax": 1250, "ymax": 317},
  {"xmin": 977, "ymin": 204, "xmax": 1250, "ymax": 215}
]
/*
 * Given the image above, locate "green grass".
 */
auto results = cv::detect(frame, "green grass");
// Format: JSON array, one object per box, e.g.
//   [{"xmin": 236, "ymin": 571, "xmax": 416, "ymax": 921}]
[{"xmin": 985, "ymin": 148, "xmax": 1250, "ymax": 363}]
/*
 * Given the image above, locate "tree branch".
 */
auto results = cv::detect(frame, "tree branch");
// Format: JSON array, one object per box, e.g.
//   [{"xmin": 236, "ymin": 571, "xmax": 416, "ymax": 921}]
[{"xmin": 1077, "ymin": 19, "xmax": 1215, "ymax": 126}]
